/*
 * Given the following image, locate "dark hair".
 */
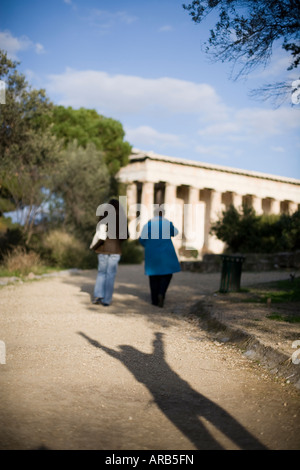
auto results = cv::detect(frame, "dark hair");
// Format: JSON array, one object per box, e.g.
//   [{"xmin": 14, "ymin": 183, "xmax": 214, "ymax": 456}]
[
  {"xmin": 98, "ymin": 198, "xmax": 128, "ymax": 239},
  {"xmin": 109, "ymin": 198, "xmax": 120, "ymax": 211}
]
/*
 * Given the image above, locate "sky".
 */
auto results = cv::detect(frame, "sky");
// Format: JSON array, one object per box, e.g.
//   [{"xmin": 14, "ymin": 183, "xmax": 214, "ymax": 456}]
[{"xmin": 1, "ymin": 0, "xmax": 300, "ymax": 179}]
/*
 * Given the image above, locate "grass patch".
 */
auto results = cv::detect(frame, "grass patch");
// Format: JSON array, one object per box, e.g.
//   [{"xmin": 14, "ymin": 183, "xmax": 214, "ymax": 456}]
[
  {"xmin": 0, "ymin": 247, "xmax": 57, "ymax": 279},
  {"xmin": 266, "ymin": 313, "xmax": 300, "ymax": 324},
  {"xmin": 241, "ymin": 277, "xmax": 300, "ymax": 304},
  {"xmin": 0, "ymin": 265, "xmax": 58, "ymax": 278}
]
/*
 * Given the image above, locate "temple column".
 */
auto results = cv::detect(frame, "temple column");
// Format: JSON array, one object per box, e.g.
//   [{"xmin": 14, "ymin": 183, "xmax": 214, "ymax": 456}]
[
  {"xmin": 164, "ymin": 182, "xmax": 180, "ymax": 227},
  {"xmin": 164, "ymin": 182, "xmax": 177, "ymax": 206},
  {"xmin": 269, "ymin": 198, "xmax": 281, "ymax": 215},
  {"xmin": 127, "ymin": 182, "xmax": 137, "ymax": 206},
  {"xmin": 126, "ymin": 183, "xmax": 137, "ymax": 222},
  {"xmin": 210, "ymin": 189, "xmax": 223, "ymax": 222},
  {"xmin": 232, "ymin": 192, "xmax": 243, "ymax": 211},
  {"xmin": 184, "ymin": 186, "xmax": 201, "ymax": 249},
  {"xmin": 125, "ymin": 183, "xmax": 138, "ymax": 239},
  {"xmin": 207, "ymin": 190, "xmax": 225, "ymax": 253},
  {"xmin": 140, "ymin": 181, "xmax": 154, "ymax": 226},
  {"xmin": 252, "ymin": 196, "xmax": 263, "ymax": 215},
  {"xmin": 163, "ymin": 182, "xmax": 182, "ymax": 253},
  {"xmin": 288, "ymin": 201, "xmax": 298, "ymax": 214}
]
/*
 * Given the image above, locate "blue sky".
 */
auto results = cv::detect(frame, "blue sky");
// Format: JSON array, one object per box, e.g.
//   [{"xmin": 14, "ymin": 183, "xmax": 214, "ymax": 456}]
[{"xmin": 1, "ymin": 0, "xmax": 300, "ymax": 179}]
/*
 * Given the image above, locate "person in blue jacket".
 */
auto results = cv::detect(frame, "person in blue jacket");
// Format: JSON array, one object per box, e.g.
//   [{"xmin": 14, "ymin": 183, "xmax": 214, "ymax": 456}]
[{"xmin": 139, "ymin": 207, "xmax": 181, "ymax": 307}]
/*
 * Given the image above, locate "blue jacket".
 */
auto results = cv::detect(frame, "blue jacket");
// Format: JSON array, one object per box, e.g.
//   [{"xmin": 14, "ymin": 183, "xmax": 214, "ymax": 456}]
[{"xmin": 139, "ymin": 217, "xmax": 181, "ymax": 276}]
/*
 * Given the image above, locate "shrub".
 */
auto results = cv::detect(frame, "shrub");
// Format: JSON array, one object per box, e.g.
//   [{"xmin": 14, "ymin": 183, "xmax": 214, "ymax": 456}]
[
  {"xmin": 211, "ymin": 205, "xmax": 300, "ymax": 253},
  {"xmin": 2, "ymin": 246, "xmax": 42, "ymax": 276},
  {"xmin": 120, "ymin": 240, "xmax": 144, "ymax": 264},
  {"xmin": 0, "ymin": 216, "xmax": 25, "ymax": 261},
  {"xmin": 43, "ymin": 229, "xmax": 95, "ymax": 269}
]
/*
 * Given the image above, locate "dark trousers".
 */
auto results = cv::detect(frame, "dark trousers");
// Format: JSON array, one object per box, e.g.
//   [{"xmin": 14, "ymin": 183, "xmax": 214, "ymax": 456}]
[{"xmin": 149, "ymin": 274, "xmax": 173, "ymax": 306}]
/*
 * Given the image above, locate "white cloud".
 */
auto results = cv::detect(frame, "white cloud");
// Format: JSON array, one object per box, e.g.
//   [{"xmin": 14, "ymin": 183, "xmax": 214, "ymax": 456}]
[
  {"xmin": 159, "ymin": 25, "xmax": 173, "ymax": 32},
  {"xmin": 198, "ymin": 121, "xmax": 239, "ymax": 137},
  {"xmin": 125, "ymin": 125, "xmax": 182, "ymax": 148},
  {"xmin": 35, "ymin": 43, "xmax": 45, "ymax": 54},
  {"xmin": 44, "ymin": 68, "xmax": 300, "ymax": 168},
  {"xmin": 253, "ymin": 47, "xmax": 292, "ymax": 79},
  {"xmin": 24, "ymin": 69, "xmax": 38, "ymax": 82},
  {"xmin": 0, "ymin": 30, "xmax": 45, "ymax": 59},
  {"xmin": 198, "ymin": 106, "xmax": 300, "ymax": 143},
  {"xmin": 271, "ymin": 146, "xmax": 285, "ymax": 153},
  {"xmin": 195, "ymin": 144, "xmax": 231, "ymax": 160},
  {"xmin": 235, "ymin": 107, "xmax": 299, "ymax": 136},
  {"xmin": 86, "ymin": 9, "xmax": 137, "ymax": 32},
  {"xmin": 46, "ymin": 68, "xmax": 227, "ymax": 120},
  {"xmin": 115, "ymin": 11, "xmax": 137, "ymax": 24},
  {"xmin": 0, "ymin": 30, "xmax": 31, "ymax": 59},
  {"xmin": 63, "ymin": 0, "xmax": 77, "ymax": 11}
]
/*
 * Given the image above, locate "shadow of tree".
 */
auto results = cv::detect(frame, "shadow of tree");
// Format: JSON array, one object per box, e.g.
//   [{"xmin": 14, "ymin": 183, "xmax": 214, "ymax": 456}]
[{"xmin": 78, "ymin": 331, "xmax": 267, "ymax": 450}]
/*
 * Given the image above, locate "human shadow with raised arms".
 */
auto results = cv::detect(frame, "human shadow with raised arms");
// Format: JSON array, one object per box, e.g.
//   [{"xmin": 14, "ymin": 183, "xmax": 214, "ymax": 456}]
[{"xmin": 78, "ymin": 331, "xmax": 267, "ymax": 450}]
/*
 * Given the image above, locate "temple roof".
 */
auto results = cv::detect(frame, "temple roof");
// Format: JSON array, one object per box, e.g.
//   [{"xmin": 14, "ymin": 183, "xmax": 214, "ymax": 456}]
[{"xmin": 130, "ymin": 148, "xmax": 300, "ymax": 185}]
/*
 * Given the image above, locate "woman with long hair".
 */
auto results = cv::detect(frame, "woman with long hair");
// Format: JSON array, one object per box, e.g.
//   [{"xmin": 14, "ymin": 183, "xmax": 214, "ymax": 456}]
[{"xmin": 92, "ymin": 198, "xmax": 129, "ymax": 306}]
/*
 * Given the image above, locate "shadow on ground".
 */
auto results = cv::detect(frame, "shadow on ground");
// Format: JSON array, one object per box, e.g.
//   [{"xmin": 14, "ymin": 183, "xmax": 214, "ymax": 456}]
[
  {"xmin": 62, "ymin": 266, "xmax": 209, "ymax": 326},
  {"xmin": 78, "ymin": 330, "xmax": 267, "ymax": 450}
]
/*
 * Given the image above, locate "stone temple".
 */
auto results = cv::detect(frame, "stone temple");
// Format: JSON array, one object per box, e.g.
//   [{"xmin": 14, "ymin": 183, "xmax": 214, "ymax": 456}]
[{"xmin": 117, "ymin": 149, "xmax": 300, "ymax": 258}]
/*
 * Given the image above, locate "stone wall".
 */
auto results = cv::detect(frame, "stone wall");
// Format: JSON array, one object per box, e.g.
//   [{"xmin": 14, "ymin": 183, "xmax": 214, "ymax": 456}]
[{"xmin": 180, "ymin": 251, "xmax": 300, "ymax": 273}]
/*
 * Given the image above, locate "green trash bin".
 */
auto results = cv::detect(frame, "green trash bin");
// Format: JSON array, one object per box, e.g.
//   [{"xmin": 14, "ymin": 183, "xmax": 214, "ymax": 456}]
[{"xmin": 219, "ymin": 255, "xmax": 245, "ymax": 293}]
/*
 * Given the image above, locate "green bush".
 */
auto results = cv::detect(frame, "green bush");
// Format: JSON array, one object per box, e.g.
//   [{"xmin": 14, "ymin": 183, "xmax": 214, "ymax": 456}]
[
  {"xmin": 120, "ymin": 240, "xmax": 144, "ymax": 264},
  {"xmin": 0, "ymin": 216, "xmax": 25, "ymax": 261},
  {"xmin": 42, "ymin": 229, "xmax": 96, "ymax": 269},
  {"xmin": 1, "ymin": 246, "xmax": 42, "ymax": 276},
  {"xmin": 211, "ymin": 205, "xmax": 300, "ymax": 253}
]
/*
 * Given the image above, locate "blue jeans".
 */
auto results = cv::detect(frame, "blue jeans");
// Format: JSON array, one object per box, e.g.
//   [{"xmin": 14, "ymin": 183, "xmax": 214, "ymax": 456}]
[{"xmin": 94, "ymin": 254, "xmax": 121, "ymax": 305}]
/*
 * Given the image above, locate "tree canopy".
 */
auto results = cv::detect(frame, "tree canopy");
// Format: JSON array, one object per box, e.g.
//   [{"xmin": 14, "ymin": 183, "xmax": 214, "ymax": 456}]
[
  {"xmin": 183, "ymin": 1, "xmax": 300, "ymax": 103},
  {"xmin": 0, "ymin": 50, "xmax": 61, "ymax": 242},
  {"xmin": 0, "ymin": 49, "xmax": 131, "ymax": 250},
  {"xmin": 51, "ymin": 106, "xmax": 132, "ymax": 175},
  {"xmin": 54, "ymin": 140, "xmax": 110, "ymax": 240},
  {"xmin": 210, "ymin": 204, "xmax": 300, "ymax": 253}
]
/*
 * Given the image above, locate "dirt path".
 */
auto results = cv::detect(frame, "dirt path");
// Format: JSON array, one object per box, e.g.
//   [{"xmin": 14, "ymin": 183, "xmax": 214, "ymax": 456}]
[{"xmin": 0, "ymin": 265, "xmax": 299, "ymax": 450}]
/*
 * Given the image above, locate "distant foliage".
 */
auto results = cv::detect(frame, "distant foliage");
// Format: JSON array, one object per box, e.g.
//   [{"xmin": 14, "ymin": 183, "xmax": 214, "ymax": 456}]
[
  {"xmin": 0, "ymin": 216, "xmax": 25, "ymax": 261},
  {"xmin": 0, "ymin": 50, "xmax": 61, "ymax": 244},
  {"xmin": 120, "ymin": 240, "xmax": 144, "ymax": 264},
  {"xmin": 51, "ymin": 106, "xmax": 132, "ymax": 175},
  {"xmin": 54, "ymin": 140, "xmax": 110, "ymax": 242},
  {"xmin": 42, "ymin": 230, "xmax": 96, "ymax": 269},
  {"xmin": 0, "ymin": 50, "xmax": 133, "ymax": 270},
  {"xmin": 183, "ymin": 1, "xmax": 300, "ymax": 76},
  {"xmin": 183, "ymin": 1, "xmax": 300, "ymax": 105},
  {"xmin": 211, "ymin": 205, "xmax": 300, "ymax": 253},
  {"xmin": 2, "ymin": 246, "xmax": 42, "ymax": 276}
]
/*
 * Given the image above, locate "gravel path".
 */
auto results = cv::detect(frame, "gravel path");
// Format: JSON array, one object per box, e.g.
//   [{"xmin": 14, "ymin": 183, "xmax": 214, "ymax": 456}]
[{"xmin": 0, "ymin": 265, "xmax": 299, "ymax": 450}]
